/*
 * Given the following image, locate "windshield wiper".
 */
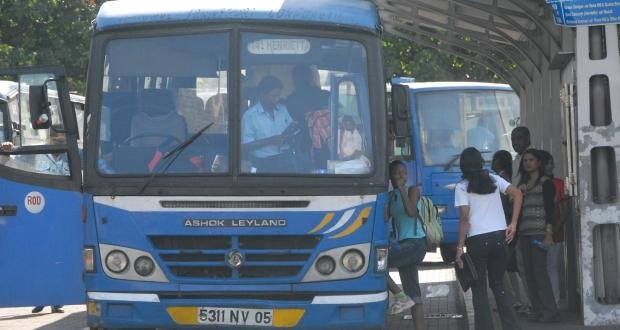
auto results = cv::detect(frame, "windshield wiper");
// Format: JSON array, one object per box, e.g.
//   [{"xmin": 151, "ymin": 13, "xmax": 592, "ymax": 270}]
[
  {"xmin": 138, "ymin": 122, "xmax": 214, "ymax": 194},
  {"xmin": 442, "ymin": 150, "xmax": 493, "ymax": 171}
]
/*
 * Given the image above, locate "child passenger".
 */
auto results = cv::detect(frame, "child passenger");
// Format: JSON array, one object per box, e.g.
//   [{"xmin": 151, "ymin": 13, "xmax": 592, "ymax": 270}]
[{"xmin": 337, "ymin": 115, "xmax": 363, "ymax": 161}]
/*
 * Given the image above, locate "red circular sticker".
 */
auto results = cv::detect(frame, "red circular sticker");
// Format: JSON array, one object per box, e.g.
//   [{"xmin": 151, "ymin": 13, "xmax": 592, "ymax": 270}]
[{"xmin": 24, "ymin": 191, "xmax": 45, "ymax": 214}]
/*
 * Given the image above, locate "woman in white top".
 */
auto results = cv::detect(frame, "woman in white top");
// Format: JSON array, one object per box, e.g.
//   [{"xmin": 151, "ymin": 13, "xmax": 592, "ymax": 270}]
[{"xmin": 455, "ymin": 147, "xmax": 523, "ymax": 330}]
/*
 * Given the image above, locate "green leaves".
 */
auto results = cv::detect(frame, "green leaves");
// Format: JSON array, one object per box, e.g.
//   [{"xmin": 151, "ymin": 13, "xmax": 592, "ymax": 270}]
[
  {"xmin": 0, "ymin": 0, "xmax": 102, "ymax": 93},
  {"xmin": 383, "ymin": 37, "xmax": 502, "ymax": 83}
]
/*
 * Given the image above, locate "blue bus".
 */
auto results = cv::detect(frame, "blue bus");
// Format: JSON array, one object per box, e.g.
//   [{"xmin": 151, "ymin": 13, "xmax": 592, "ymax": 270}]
[
  {"xmin": 0, "ymin": 1, "xmax": 390, "ymax": 329},
  {"xmin": 389, "ymin": 79, "xmax": 520, "ymax": 262}
]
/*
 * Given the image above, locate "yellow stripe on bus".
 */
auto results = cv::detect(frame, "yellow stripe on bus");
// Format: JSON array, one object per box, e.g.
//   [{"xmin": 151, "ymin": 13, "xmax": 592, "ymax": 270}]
[
  {"xmin": 308, "ymin": 213, "xmax": 334, "ymax": 233},
  {"xmin": 273, "ymin": 308, "xmax": 305, "ymax": 327},
  {"xmin": 330, "ymin": 207, "xmax": 371, "ymax": 239},
  {"xmin": 167, "ymin": 307, "xmax": 196, "ymax": 325}
]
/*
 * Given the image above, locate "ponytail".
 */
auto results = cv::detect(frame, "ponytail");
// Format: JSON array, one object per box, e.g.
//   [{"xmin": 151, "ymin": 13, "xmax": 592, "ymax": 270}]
[{"xmin": 460, "ymin": 147, "xmax": 497, "ymax": 195}]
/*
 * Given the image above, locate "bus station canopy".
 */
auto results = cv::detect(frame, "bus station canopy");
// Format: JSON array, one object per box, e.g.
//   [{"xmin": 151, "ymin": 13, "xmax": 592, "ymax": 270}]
[{"xmin": 376, "ymin": 0, "xmax": 567, "ymax": 93}]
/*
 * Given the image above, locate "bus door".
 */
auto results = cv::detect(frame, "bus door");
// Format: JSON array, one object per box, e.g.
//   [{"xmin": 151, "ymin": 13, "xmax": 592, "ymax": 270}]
[{"xmin": 0, "ymin": 67, "xmax": 83, "ymax": 307}]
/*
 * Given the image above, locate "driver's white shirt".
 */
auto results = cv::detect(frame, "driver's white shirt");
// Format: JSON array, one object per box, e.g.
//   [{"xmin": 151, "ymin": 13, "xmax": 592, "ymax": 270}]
[{"xmin": 241, "ymin": 102, "xmax": 293, "ymax": 158}]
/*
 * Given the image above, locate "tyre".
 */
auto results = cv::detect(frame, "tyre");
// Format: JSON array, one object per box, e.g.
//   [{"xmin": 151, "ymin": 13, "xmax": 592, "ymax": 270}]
[{"xmin": 440, "ymin": 244, "xmax": 457, "ymax": 263}]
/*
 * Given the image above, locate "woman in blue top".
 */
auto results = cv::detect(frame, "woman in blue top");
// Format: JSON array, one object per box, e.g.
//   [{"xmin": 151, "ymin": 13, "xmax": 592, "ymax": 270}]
[{"xmin": 386, "ymin": 160, "xmax": 426, "ymax": 329}]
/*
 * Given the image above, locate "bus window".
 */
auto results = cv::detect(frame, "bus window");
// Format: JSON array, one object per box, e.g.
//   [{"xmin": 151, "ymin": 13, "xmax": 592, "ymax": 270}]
[
  {"xmin": 239, "ymin": 33, "xmax": 372, "ymax": 175},
  {"xmin": 0, "ymin": 75, "xmax": 70, "ymax": 176},
  {"xmin": 98, "ymin": 33, "xmax": 230, "ymax": 175},
  {"xmin": 417, "ymin": 90, "xmax": 519, "ymax": 167}
]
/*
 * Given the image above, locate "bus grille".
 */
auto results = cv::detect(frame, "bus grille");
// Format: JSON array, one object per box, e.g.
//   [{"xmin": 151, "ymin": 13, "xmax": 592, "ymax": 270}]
[{"xmin": 149, "ymin": 235, "xmax": 320, "ymax": 280}]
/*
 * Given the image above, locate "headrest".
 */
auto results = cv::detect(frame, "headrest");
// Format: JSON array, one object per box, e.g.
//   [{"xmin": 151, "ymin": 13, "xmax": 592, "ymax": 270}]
[{"xmin": 139, "ymin": 89, "xmax": 175, "ymax": 116}]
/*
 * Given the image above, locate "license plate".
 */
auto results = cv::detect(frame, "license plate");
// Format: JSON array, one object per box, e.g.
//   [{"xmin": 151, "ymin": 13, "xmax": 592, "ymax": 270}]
[{"xmin": 198, "ymin": 307, "xmax": 273, "ymax": 326}]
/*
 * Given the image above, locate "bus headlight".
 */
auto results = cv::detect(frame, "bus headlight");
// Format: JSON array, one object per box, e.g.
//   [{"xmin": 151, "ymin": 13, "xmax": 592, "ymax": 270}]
[
  {"xmin": 302, "ymin": 243, "xmax": 370, "ymax": 282},
  {"xmin": 341, "ymin": 249, "xmax": 365, "ymax": 273},
  {"xmin": 134, "ymin": 256, "xmax": 155, "ymax": 277},
  {"xmin": 375, "ymin": 246, "xmax": 388, "ymax": 272},
  {"xmin": 83, "ymin": 247, "xmax": 95, "ymax": 272},
  {"xmin": 315, "ymin": 256, "xmax": 336, "ymax": 275},
  {"xmin": 105, "ymin": 250, "xmax": 129, "ymax": 273}
]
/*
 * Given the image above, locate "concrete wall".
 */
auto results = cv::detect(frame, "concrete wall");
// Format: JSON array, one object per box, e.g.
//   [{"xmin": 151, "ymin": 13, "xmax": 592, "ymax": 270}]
[{"xmin": 574, "ymin": 24, "xmax": 620, "ymax": 326}]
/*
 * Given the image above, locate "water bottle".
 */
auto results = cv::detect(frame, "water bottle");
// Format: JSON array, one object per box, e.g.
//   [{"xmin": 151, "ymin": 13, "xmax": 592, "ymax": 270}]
[{"xmin": 532, "ymin": 239, "xmax": 547, "ymax": 251}]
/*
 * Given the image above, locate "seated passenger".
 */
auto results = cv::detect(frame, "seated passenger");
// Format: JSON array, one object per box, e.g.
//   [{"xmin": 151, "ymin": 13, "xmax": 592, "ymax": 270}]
[
  {"xmin": 286, "ymin": 65, "xmax": 329, "ymax": 125},
  {"xmin": 285, "ymin": 65, "xmax": 330, "ymax": 169},
  {"xmin": 175, "ymin": 88, "xmax": 205, "ymax": 133},
  {"xmin": 338, "ymin": 115, "xmax": 364, "ymax": 161},
  {"xmin": 129, "ymin": 89, "xmax": 187, "ymax": 147},
  {"xmin": 241, "ymin": 76, "xmax": 297, "ymax": 173}
]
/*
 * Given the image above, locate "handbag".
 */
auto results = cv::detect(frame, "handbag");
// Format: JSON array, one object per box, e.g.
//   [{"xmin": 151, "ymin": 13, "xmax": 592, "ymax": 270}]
[{"xmin": 454, "ymin": 252, "xmax": 478, "ymax": 292}]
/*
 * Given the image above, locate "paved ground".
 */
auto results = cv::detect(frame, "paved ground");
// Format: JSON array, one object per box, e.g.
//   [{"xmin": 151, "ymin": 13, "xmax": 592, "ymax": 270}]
[
  {"xmin": 1, "ymin": 249, "xmax": 618, "ymax": 329},
  {"xmin": 0, "ymin": 305, "xmax": 86, "ymax": 330},
  {"xmin": 386, "ymin": 249, "xmax": 467, "ymax": 330}
]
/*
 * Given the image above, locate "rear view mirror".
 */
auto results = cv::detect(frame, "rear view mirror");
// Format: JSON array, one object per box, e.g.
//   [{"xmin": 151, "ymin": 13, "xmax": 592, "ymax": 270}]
[
  {"xmin": 0, "ymin": 104, "xmax": 12, "ymax": 143},
  {"xmin": 391, "ymin": 84, "xmax": 410, "ymax": 137},
  {"xmin": 29, "ymin": 85, "xmax": 52, "ymax": 129}
]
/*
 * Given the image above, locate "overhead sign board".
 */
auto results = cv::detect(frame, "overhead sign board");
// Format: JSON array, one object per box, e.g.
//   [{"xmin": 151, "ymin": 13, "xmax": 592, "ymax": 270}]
[{"xmin": 547, "ymin": 0, "xmax": 620, "ymax": 26}]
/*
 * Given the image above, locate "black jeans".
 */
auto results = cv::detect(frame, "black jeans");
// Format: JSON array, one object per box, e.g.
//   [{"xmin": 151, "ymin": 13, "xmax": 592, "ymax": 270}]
[
  {"xmin": 467, "ymin": 230, "xmax": 520, "ymax": 330},
  {"xmin": 519, "ymin": 235, "xmax": 558, "ymax": 320}
]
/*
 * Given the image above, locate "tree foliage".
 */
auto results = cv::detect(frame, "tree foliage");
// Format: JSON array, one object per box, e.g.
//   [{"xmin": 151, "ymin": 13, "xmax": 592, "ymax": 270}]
[
  {"xmin": 383, "ymin": 37, "xmax": 504, "ymax": 83},
  {"xmin": 0, "ymin": 0, "xmax": 103, "ymax": 93}
]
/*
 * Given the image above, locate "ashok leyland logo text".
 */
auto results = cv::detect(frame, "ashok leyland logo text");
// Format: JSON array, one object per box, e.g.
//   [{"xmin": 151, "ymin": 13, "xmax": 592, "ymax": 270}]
[{"xmin": 184, "ymin": 219, "xmax": 287, "ymax": 228}]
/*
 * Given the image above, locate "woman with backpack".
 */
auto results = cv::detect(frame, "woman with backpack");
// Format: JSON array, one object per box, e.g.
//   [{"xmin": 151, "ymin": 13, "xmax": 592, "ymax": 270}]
[
  {"xmin": 455, "ymin": 147, "xmax": 523, "ymax": 330},
  {"xmin": 386, "ymin": 160, "xmax": 426, "ymax": 329}
]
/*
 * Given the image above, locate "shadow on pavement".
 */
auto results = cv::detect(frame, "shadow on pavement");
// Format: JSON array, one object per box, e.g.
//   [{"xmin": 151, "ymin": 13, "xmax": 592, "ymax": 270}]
[
  {"xmin": 0, "ymin": 312, "xmax": 48, "ymax": 321},
  {"xmin": 35, "ymin": 311, "xmax": 86, "ymax": 330}
]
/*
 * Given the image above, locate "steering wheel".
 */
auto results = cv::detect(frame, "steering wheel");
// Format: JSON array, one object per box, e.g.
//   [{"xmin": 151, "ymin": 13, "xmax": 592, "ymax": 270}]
[{"xmin": 121, "ymin": 133, "xmax": 183, "ymax": 147}]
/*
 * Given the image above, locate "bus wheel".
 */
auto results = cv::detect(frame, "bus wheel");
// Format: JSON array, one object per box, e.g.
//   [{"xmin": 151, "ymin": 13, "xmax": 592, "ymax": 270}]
[{"xmin": 440, "ymin": 245, "xmax": 457, "ymax": 263}]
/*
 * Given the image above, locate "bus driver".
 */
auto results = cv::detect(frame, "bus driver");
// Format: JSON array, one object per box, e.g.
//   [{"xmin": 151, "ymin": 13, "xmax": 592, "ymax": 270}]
[{"xmin": 241, "ymin": 76, "xmax": 298, "ymax": 173}]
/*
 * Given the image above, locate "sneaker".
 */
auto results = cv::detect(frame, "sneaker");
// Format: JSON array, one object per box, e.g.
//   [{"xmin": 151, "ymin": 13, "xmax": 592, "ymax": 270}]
[
  {"xmin": 388, "ymin": 296, "xmax": 415, "ymax": 315},
  {"xmin": 51, "ymin": 307, "xmax": 64, "ymax": 313},
  {"xmin": 31, "ymin": 306, "xmax": 44, "ymax": 314}
]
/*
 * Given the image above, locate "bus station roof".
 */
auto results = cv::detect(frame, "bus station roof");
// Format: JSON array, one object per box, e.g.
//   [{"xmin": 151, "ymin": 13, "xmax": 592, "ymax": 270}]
[
  {"xmin": 95, "ymin": 0, "xmax": 380, "ymax": 33},
  {"xmin": 376, "ymin": 0, "xmax": 566, "ymax": 94}
]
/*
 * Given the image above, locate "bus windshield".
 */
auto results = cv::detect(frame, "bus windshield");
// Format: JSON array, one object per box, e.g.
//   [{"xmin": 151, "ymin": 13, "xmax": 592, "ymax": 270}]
[
  {"xmin": 416, "ymin": 89, "xmax": 519, "ymax": 167},
  {"xmin": 98, "ymin": 32, "xmax": 373, "ymax": 176}
]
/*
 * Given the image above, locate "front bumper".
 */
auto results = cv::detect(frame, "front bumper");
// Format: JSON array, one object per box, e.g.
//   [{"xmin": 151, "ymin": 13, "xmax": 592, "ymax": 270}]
[{"xmin": 86, "ymin": 291, "xmax": 388, "ymax": 329}]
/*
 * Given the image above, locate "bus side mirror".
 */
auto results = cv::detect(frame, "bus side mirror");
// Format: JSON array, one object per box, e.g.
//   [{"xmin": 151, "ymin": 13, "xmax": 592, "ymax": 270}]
[
  {"xmin": 29, "ymin": 85, "xmax": 52, "ymax": 129},
  {"xmin": 391, "ymin": 84, "xmax": 410, "ymax": 137}
]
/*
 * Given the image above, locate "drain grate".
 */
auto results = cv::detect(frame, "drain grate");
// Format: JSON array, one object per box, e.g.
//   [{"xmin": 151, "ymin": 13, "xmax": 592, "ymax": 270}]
[{"xmin": 403, "ymin": 313, "xmax": 464, "ymax": 320}]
